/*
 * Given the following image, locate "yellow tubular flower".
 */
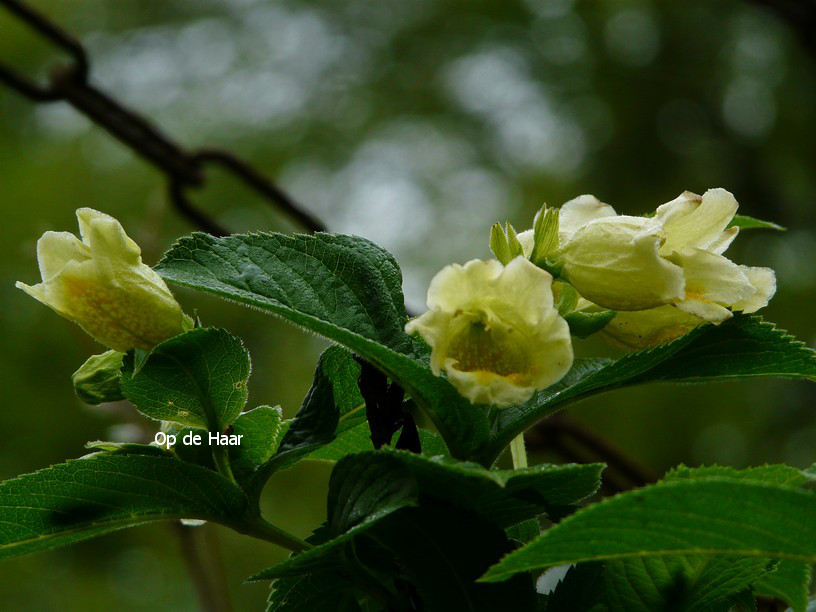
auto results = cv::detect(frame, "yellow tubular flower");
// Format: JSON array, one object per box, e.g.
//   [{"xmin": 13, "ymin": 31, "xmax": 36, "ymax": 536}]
[
  {"xmin": 16, "ymin": 208, "xmax": 189, "ymax": 352},
  {"xmin": 557, "ymin": 188, "xmax": 775, "ymax": 322},
  {"xmin": 405, "ymin": 258, "xmax": 573, "ymax": 407}
]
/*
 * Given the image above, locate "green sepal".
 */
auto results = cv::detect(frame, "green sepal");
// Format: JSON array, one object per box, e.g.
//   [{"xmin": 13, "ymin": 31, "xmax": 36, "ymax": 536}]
[
  {"xmin": 505, "ymin": 223, "xmax": 525, "ymax": 260},
  {"xmin": 490, "ymin": 223, "xmax": 513, "ymax": 265},
  {"xmin": 564, "ymin": 310, "xmax": 617, "ymax": 339},
  {"xmin": 553, "ymin": 281, "xmax": 579, "ymax": 316},
  {"xmin": 530, "ymin": 205, "xmax": 559, "ymax": 266}
]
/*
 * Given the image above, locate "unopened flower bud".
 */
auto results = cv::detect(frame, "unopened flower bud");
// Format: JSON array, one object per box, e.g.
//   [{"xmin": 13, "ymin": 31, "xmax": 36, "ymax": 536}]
[{"xmin": 72, "ymin": 350, "xmax": 126, "ymax": 405}]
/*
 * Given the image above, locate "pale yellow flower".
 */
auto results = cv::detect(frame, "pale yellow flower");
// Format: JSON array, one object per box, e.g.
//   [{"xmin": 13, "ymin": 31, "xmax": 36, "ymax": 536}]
[
  {"xmin": 17, "ymin": 208, "xmax": 189, "ymax": 352},
  {"xmin": 405, "ymin": 257, "xmax": 573, "ymax": 407},
  {"xmin": 557, "ymin": 189, "xmax": 775, "ymax": 322},
  {"xmin": 598, "ymin": 305, "xmax": 704, "ymax": 350}
]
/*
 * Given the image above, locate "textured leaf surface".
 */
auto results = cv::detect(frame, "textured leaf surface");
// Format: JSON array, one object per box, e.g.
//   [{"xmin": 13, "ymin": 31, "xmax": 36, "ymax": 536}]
[
  {"xmin": 664, "ymin": 463, "xmax": 816, "ymax": 488},
  {"xmin": 156, "ymin": 232, "xmax": 490, "ymax": 459},
  {"xmin": 308, "ymin": 421, "xmax": 449, "ymax": 462},
  {"xmin": 0, "ymin": 454, "xmax": 247, "ymax": 559},
  {"xmin": 120, "ymin": 327, "xmax": 250, "ymax": 431},
  {"xmin": 250, "ymin": 452, "xmax": 418, "ymax": 580},
  {"xmin": 367, "ymin": 449, "xmax": 603, "ymax": 527},
  {"xmin": 599, "ymin": 556, "xmax": 773, "ymax": 612},
  {"xmin": 483, "ymin": 315, "xmax": 816, "ymax": 463},
  {"xmin": 754, "ymin": 560, "xmax": 811, "ymax": 612},
  {"xmin": 483, "ymin": 479, "xmax": 816, "ymax": 582},
  {"xmin": 245, "ymin": 351, "xmax": 341, "ymax": 498},
  {"xmin": 230, "ymin": 406, "xmax": 288, "ymax": 482},
  {"xmin": 267, "ymin": 574, "xmax": 361, "ymax": 611},
  {"xmin": 368, "ymin": 502, "xmax": 537, "ymax": 612}
]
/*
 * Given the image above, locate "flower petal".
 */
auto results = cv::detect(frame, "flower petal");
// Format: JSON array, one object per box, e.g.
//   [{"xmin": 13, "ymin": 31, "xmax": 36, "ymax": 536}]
[
  {"xmin": 671, "ymin": 248, "xmax": 754, "ymax": 305},
  {"xmin": 36, "ymin": 231, "xmax": 90, "ymax": 281},
  {"xmin": 559, "ymin": 195, "xmax": 617, "ymax": 241},
  {"xmin": 733, "ymin": 266, "xmax": 777, "ymax": 313},
  {"xmin": 426, "ymin": 259, "xmax": 504, "ymax": 311},
  {"xmin": 491, "ymin": 256, "xmax": 556, "ymax": 322},
  {"xmin": 656, "ymin": 188, "xmax": 738, "ymax": 254},
  {"xmin": 600, "ymin": 305, "xmax": 704, "ymax": 350},
  {"xmin": 562, "ymin": 216, "xmax": 686, "ymax": 310}
]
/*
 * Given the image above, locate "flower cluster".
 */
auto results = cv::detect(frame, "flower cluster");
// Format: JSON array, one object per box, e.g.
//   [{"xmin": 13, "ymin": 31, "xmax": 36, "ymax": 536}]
[
  {"xmin": 17, "ymin": 194, "xmax": 776, "ymax": 411},
  {"xmin": 407, "ymin": 188, "xmax": 776, "ymax": 405}
]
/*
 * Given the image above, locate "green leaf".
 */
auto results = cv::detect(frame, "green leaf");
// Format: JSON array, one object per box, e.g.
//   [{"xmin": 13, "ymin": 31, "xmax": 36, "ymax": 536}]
[
  {"xmin": 230, "ymin": 406, "xmax": 289, "ymax": 482},
  {"xmin": 267, "ymin": 574, "xmax": 362, "ymax": 611},
  {"xmin": 120, "ymin": 327, "xmax": 250, "ymax": 431},
  {"xmin": 564, "ymin": 310, "xmax": 617, "ymax": 339},
  {"xmin": 0, "ymin": 454, "xmax": 248, "ymax": 559},
  {"xmin": 482, "ymin": 314, "xmax": 816, "ymax": 464},
  {"xmin": 308, "ymin": 421, "xmax": 450, "ymax": 462},
  {"xmin": 754, "ymin": 560, "xmax": 811, "ymax": 612},
  {"xmin": 664, "ymin": 463, "xmax": 816, "ymax": 488},
  {"xmin": 367, "ymin": 501, "xmax": 538, "ymax": 612},
  {"xmin": 505, "ymin": 518, "xmax": 540, "ymax": 545},
  {"xmin": 331, "ymin": 449, "xmax": 602, "ymax": 528},
  {"xmin": 531, "ymin": 205, "xmax": 559, "ymax": 265},
  {"xmin": 246, "ymin": 352, "xmax": 341, "ymax": 499},
  {"xmin": 250, "ymin": 452, "xmax": 419, "ymax": 580},
  {"xmin": 481, "ymin": 478, "xmax": 816, "ymax": 582},
  {"xmin": 84, "ymin": 441, "xmax": 168, "ymax": 457},
  {"xmin": 327, "ymin": 453, "xmax": 419, "ymax": 535},
  {"xmin": 306, "ymin": 422, "xmax": 374, "ymax": 462},
  {"xmin": 599, "ymin": 556, "xmax": 774, "ymax": 612},
  {"xmin": 319, "ymin": 346, "xmax": 365, "ymax": 434},
  {"xmin": 156, "ymin": 232, "xmax": 491, "ymax": 459},
  {"xmin": 728, "ymin": 214, "xmax": 785, "ymax": 231}
]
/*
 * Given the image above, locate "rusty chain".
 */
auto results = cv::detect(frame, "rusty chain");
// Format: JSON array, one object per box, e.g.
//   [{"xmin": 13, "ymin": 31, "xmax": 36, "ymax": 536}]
[{"xmin": 0, "ymin": 0, "xmax": 326, "ymax": 236}]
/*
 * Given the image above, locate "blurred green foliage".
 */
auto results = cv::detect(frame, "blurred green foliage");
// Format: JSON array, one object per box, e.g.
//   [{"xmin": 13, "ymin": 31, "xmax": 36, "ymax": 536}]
[{"xmin": 1, "ymin": 0, "xmax": 815, "ymax": 608}]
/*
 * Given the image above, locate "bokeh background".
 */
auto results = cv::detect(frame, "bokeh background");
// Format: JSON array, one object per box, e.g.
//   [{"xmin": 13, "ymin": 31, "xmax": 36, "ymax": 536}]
[{"xmin": 2, "ymin": 0, "xmax": 815, "ymax": 609}]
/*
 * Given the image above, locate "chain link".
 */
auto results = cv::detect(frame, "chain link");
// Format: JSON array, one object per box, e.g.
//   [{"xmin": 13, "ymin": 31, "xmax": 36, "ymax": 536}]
[{"xmin": 0, "ymin": 0, "xmax": 325, "ymax": 236}]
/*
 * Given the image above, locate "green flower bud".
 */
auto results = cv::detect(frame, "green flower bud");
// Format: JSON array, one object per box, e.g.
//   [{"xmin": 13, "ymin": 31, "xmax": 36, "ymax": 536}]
[{"xmin": 72, "ymin": 350, "xmax": 126, "ymax": 405}]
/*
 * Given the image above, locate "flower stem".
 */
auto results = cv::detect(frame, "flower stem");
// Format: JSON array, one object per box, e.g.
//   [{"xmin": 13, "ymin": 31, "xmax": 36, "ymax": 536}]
[
  {"xmin": 241, "ymin": 515, "xmax": 313, "ymax": 552},
  {"xmin": 510, "ymin": 433, "xmax": 528, "ymax": 469},
  {"xmin": 212, "ymin": 446, "xmax": 236, "ymax": 484}
]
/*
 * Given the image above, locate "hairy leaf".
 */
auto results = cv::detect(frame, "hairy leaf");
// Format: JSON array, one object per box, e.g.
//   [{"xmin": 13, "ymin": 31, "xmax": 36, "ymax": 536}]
[
  {"xmin": 482, "ymin": 479, "xmax": 816, "ymax": 582},
  {"xmin": 482, "ymin": 315, "xmax": 816, "ymax": 463},
  {"xmin": 156, "ymin": 232, "xmax": 491, "ymax": 459},
  {"xmin": 599, "ymin": 556, "xmax": 774, "ymax": 612},
  {"xmin": 267, "ymin": 573, "xmax": 362, "ymax": 611},
  {"xmin": 0, "ymin": 454, "xmax": 248, "ymax": 559},
  {"xmin": 120, "ymin": 327, "xmax": 250, "ymax": 431},
  {"xmin": 367, "ymin": 501, "xmax": 538, "ymax": 612},
  {"xmin": 250, "ymin": 453, "xmax": 419, "ymax": 580},
  {"xmin": 230, "ymin": 406, "xmax": 289, "ymax": 482},
  {"xmin": 754, "ymin": 560, "xmax": 811, "ymax": 612}
]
